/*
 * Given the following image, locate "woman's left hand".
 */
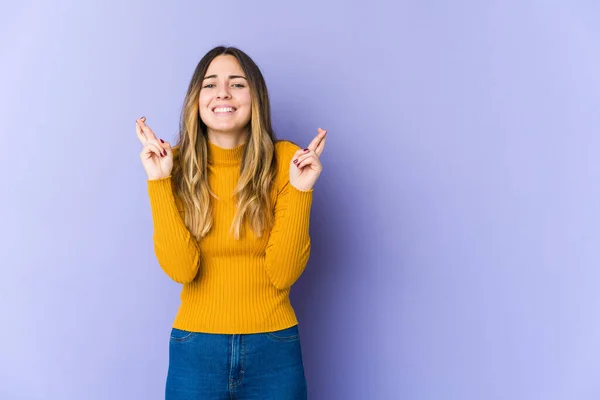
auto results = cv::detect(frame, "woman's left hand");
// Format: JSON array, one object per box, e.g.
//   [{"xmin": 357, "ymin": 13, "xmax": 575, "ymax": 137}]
[{"xmin": 289, "ymin": 128, "xmax": 327, "ymax": 191}]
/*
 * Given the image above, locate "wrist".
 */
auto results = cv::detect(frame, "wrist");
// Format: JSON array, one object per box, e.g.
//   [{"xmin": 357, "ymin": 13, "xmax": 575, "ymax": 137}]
[
  {"xmin": 290, "ymin": 182, "xmax": 313, "ymax": 192},
  {"xmin": 148, "ymin": 175, "xmax": 171, "ymax": 181}
]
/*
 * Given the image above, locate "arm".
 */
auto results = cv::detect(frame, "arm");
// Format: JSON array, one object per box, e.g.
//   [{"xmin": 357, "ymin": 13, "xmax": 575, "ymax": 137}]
[
  {"xmin": 264, "ymin": 144, "xmax": 314, "ymax": 290},
  {"xmin": 147, "ymin": 176, "xmax": 200, "ymax": 284}
]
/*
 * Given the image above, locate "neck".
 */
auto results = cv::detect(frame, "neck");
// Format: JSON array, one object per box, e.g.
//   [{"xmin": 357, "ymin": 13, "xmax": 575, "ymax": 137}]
[
  {"xmin": 207, "ymin": 139, "xmax": 247, "ymax": 166},
  {"xmin": 207, "ymin": 130, "xmax": 249, "ymax": 149}
]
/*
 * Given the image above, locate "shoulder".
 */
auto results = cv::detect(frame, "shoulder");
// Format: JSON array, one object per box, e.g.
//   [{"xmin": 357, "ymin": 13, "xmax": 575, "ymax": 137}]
[
  {"xmin": 273, "ymin": 140, "xmax": 303, "ymax": 189},
  {"xmin": 274, "ymin": 140, "xmax": 302, "ymax": 163}
]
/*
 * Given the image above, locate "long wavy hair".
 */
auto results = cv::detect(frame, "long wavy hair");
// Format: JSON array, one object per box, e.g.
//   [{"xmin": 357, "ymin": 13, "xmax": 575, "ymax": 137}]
[{"xmin": 171, "ymin": 46, "xmax": 279, "ymax": 240}]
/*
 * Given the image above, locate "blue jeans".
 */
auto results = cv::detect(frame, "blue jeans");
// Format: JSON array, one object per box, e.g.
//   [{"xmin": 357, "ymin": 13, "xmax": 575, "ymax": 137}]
[{"xmin": 165, "ymin": 324, "xmax": 307, "ymax": 399}]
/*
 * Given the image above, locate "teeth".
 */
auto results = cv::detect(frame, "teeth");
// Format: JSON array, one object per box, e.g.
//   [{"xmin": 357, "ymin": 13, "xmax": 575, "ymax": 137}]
[{"xmin": 214, "ymin": 107, "xmax": 235, "ymax": 113}]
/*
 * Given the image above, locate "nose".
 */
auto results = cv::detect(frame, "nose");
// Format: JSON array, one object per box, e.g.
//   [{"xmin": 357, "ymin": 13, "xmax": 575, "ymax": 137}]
[{"xmin": 216, "ymin": 85, "xmax": 231, "ymax": 99}]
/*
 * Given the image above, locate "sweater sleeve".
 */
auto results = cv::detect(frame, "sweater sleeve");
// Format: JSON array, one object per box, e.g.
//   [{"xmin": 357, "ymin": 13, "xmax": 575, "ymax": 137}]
[
  {"xmin": 264, "ymin": 143, "xmax": 313, "ymax": 290},
  {"xmin": 147, "ymin": 176, "xmax": 201, "ymax": 284}
]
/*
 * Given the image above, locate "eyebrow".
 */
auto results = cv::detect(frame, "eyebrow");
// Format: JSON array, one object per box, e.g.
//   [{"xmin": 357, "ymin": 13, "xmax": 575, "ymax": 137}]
[{"xmin": 203, "ymin": 74, "xmax": 247, "ymax": 80}]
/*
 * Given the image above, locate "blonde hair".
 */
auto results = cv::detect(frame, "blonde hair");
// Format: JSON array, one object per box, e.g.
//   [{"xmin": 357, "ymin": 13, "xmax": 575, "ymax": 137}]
[{"xmin": 171, "ymin": 46, "xmax": 279, "ymax": 240}]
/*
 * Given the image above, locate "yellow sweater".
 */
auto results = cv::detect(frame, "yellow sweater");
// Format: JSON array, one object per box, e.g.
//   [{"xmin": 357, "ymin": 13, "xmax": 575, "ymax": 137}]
[{"xmin": 147, "ymin": 139, "xmax": 313, "ymax": 334}]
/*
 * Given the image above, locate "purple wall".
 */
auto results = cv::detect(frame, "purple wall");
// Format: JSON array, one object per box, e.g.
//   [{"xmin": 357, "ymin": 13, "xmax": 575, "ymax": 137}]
[{"xmin": 2, "ymin": 1, "xmax": 600, "ymax": 399}]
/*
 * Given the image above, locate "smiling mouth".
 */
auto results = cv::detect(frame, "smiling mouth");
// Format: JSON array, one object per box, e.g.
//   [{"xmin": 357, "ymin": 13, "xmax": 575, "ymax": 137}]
[{"xmin": 212, "ymin": 106, "xmax": 237, "ymax": 114}]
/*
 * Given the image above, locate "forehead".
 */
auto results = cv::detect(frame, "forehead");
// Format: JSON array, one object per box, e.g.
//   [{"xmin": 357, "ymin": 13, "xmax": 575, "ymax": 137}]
[{"xmin": 205, "ymin": 55, "xmax": 244, "ymax": 75}]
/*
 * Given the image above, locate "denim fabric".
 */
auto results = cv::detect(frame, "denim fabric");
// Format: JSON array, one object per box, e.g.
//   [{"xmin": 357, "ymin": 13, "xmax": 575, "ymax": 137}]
[{"xmin": 165, "ymin": 325, "xmax": 307, "ymax": 399}]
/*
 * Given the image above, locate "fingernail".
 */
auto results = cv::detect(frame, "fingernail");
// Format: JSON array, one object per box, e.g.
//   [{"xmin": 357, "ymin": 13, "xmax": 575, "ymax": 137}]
[
  {"xmin": 160, "ymin": 139, "xmax": 164, "ymax": 143},
  {"xmin": 293, "ymin": 159, "xmax": 298, "ymax": 164},
  {"xmin": 303, "ymin": 148, "xmax": 309, "ymax": 152},
  {"xmin": 163, "ymin": 150, "xmax": 167, "ymax": 156}
]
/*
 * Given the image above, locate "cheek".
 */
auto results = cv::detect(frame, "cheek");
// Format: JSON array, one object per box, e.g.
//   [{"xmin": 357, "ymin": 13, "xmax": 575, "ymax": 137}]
[
  {"xmin": 241, "ymin": 91, "xmax": 252, "ymax": 106},
  {"xmin": 198, "ymin": 94, "xmax": 210, "ymax": 118},
  {"xmin": 240, "ymin": 104, "xmax": 252, "ymax": 122},
  {"xmin": 198, "ymin": 92, "xmax": 210, "ymax": 108},
  {"xmin": 240, "ymin": 93, "xmax": 252, "ymax": 116}
]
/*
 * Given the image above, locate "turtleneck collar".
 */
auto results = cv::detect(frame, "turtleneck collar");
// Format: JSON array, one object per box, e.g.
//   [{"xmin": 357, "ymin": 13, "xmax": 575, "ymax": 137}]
[{"xmin": 207, "ymin": 140, "xmax": 247, "ymax": 166}]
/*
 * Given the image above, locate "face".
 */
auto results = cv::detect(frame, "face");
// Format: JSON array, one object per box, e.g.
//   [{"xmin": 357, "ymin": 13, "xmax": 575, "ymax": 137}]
[{"xmin": 199, "ymin": 55, "xmax": 252, "ymax": 139}]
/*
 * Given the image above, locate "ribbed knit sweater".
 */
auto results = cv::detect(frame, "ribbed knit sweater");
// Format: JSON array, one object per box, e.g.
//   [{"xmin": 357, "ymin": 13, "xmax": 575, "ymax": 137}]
[{"xmin": 147, "ymin": 139, "xmax": 313, "ymax": 334}]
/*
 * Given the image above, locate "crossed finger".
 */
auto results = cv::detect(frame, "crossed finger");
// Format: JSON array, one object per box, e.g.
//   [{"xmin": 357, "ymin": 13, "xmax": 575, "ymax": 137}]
[
  {"xmin": 136, "ymin": 116, "xmax": 168, "ymax": 156},
  {"xmin": 315, "ymin": 134, "xmax": 326, "ymax": 156},
  {"xmin": 135, "ymin": 117, "xmax": 147, "ymax": 144},
  {"xmin": 136, "ymin": 117, "xmax": 159, "ymax": 143},
  {"xmin": 308, "ymin": 128, "xmax": 327, "ymax": 156}
]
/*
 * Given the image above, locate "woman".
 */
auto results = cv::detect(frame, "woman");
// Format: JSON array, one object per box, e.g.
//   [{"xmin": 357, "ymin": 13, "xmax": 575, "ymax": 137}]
[{"xmin": 135, "ymin": 45, "xmax": 327, "ymax": 399}]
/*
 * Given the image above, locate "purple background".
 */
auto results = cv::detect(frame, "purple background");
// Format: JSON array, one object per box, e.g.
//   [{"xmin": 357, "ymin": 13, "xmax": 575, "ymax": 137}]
[{"xmin": 2, "ymin": 1, "xmax": 600, "ymax": 399}]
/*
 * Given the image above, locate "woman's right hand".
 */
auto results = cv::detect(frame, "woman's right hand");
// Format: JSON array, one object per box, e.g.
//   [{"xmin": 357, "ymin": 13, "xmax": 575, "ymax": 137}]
[{"xmin": 136, "ymin": 116, "xmax": 173, "ymax": 180}]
